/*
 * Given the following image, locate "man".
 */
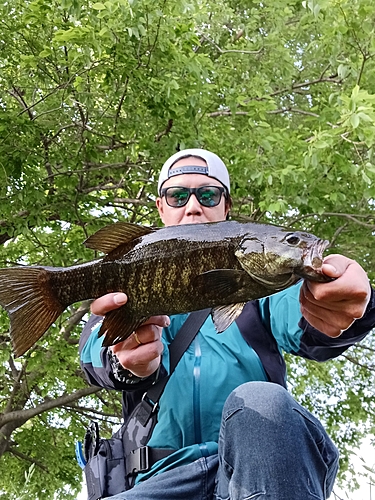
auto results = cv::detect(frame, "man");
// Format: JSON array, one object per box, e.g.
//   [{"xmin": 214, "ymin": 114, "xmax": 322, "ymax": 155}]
[{"xmin": 80, "ymin": 148, "xmax": 374, "ymax": 499}]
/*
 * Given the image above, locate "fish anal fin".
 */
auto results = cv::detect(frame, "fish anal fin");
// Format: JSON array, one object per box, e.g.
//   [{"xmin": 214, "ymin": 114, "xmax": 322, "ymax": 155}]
[
  {"xmin": 212, "ymin": 303, "xmax": 246, "ymax": 333},
  {"xmin": 194, "ymin": 269, "xmax": 249, "ymax": 298},
  {"xmin": 99, "ymin": 307, "xmax": 146, "ymax": 347},
  {"xmin": 84, "ymin": 222, "xmax": 155, "ymax": 255}
]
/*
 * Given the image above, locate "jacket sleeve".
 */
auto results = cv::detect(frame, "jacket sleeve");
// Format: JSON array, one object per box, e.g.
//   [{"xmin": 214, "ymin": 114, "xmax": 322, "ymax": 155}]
[
  {"xmin": 259, "ymin": 282, "xmax": 375, "ymax": 362},
  {"xmin": 295, "ymin": 287, "xmax": 375, "ymax": 361},
  {"xmin": 79, "ymin": 314, "xmax": 164, "ymax": 392}
]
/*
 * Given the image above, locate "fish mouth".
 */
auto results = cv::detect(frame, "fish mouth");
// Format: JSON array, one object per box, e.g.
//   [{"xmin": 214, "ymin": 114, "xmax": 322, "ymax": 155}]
[{"xmin": 298, "ymin": 239, "xmax": 331, "ymax": 281}]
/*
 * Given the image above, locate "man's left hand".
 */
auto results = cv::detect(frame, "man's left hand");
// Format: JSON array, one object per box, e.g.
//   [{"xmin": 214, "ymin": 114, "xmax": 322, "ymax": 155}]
[{"xmin": 300, "ymin": 254, "xmax": 371, "ymax": 337}]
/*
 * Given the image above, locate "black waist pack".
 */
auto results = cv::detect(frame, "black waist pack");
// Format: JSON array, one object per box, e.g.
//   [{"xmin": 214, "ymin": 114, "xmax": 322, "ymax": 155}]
[
  {"xmin": 81, "ymin": 309, "xmax": 210, "ymax": 500},
  {"xmin": 83, "ymin": 402, "xmax": 158, "ymax": 500}
]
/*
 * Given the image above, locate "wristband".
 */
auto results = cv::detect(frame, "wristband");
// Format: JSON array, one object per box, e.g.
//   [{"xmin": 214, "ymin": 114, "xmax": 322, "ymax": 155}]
[{"xmin": 107, "ymin": 349, "xmax": 146, "ymax": 384}]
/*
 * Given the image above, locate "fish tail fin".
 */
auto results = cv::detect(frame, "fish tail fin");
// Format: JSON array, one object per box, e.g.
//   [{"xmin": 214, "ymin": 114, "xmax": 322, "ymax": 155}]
[{"xmin": 0, "ymin": 267, "xmax": 65, "ymax": 357}]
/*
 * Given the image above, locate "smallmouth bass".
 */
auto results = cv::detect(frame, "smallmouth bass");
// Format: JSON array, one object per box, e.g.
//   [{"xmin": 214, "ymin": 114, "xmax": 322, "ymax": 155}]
[{"xmin": 0, "ymin": 220, "xmax": 331, "ymax": 357}]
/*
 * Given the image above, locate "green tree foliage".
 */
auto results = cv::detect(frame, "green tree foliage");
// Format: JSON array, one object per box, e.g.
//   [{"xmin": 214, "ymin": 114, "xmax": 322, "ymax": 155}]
[{"xmin": 0, "ymin": 0, "xmax": 375, "ymax": 497}]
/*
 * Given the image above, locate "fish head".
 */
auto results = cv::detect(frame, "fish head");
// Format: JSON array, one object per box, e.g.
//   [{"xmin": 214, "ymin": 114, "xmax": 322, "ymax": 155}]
[{"xmin": 235, "ymin": 227, "xmax": 331, "ymax": 290}]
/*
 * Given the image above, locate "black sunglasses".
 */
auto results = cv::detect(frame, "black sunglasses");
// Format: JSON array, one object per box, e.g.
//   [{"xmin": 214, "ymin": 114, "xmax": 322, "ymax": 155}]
[{"xmin": 160, "ymin": 186, "xmax": 227, "ymax": 208}]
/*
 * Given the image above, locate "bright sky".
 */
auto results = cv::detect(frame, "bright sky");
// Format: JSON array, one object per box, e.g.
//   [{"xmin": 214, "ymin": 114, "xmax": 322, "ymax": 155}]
[{"xmin": 331, "ymin": 439, "xmax": 375, "ymax": 500}]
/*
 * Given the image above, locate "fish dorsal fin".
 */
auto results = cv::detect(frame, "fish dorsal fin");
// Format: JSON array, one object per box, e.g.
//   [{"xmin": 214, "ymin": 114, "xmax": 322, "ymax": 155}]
[
  {"xmin": 211, "ymin": 303, "xmax": 246, "ymax": 333},
  {"xmin": 84, "ymin": 222, "xmax": 155, "ymax": 254}
]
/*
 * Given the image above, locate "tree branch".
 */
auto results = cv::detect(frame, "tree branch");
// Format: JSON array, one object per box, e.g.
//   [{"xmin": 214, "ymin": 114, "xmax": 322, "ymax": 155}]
[
  {"xmin": 340, "ymin": 132, "xmax": 366, "ymax": 146},
  {"xmin": 7, "ymin": 87, "xmax": 34, "ymax": 120},
  {"xmin": 342, "ymin": 354, "xmax": 375, "ymax": 372},
  {"xmin": 269, "ymin": 75, "xmax": 342, "ymax": 98},
  {"xmin": 268, "ymin": 107, "xmax": 320, "ymax": 118},
  {"xmin": 212, "ymin": 74, "xmax": 343, "ymax": 114},
  {"xmin": 144, "ymin": 0, "xmax": 167, "ymax": 69},
  {"xmin": 287, "ymin": 212, "xmax": 375, "ymax": 229},
  {"xmin": 155, "ymin": 119, "xmax": 173, "ymax": 142},
  {"xmin": 112, "ymin": 197, "xmax": 153, "ymax": 205},
  {"xmin": 43, "ymin": 161, "xmax": 134, "ymax": 181},
  {"xmin": 4, "ymin": 360, "xmax": 26, "ymax": 415},
  {"xmin": 0, "ymin": 386, "xmax": 102, "ymax": 427},
  {"xmin": 62, "ymin": 404, "xmax": 122, "ymax": 420},
  {"xmin": 60, "ymin": 301, "xmax": 92, "ymax": 345},
  {"xmin": 113, "ymin": 76, "xmax": 129, "ymax": 144},
  {"xmin": 45, "ymin": 123, "xmax": 78, "ymax": 145},
  {"xmin": 208, "ymin": 110, "xmax": 250, "ymax": 117},
  {"xmin": 329, "ymin": 223, "xmax": 349, "ymax": 248},
  {"xmin": 208, "ymin": 107, "xmax": 320, "ymax": 118},
  {"xmin": 201, "ymin": 35, "xmax": 263, "ymax": 55},
  {"xmin": 8, "ymin": 447, "xmax": 49, "ymax": 472}
]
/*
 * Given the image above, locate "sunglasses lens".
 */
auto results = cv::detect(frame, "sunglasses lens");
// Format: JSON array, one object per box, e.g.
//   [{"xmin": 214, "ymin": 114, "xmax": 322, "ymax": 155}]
[
  {"xmin": 163, "ymin": 186, "xmax": 224, "ymax": 207},
  {"xmin": 165, "ymin": 187, "xmax": 190, "ymax": 207},
  {"xmin": 197, "ymin": 187, "xmax": 222, "ymax": 207}
]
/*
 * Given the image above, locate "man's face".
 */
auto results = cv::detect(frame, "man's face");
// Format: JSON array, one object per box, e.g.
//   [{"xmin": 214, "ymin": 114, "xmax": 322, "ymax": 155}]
[{"xmin": 156, "ymin": 157, "xmax": 229, "ymax": 226}]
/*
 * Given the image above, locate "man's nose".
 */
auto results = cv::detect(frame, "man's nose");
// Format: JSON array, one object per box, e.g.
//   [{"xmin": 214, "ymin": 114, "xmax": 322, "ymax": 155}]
[{"xmin": 185, "ymin": 193, "xmax": 202, "ymax": 214}]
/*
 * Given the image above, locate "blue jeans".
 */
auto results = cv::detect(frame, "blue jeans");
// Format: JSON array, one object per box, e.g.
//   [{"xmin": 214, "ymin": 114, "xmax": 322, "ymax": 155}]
[{"xmin": 104, "ymin": 382, "xmax": 339, "ymax": 500}]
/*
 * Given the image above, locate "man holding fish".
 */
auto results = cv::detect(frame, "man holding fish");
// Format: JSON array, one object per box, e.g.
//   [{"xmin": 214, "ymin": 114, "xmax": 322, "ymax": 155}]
[
  {"xmin": 77, "ymin": 148, "xmax": 374, "ymax": 500},
  {"xmin": 0, "ymin": 147, "xmax": 369, "ymax": 498}
]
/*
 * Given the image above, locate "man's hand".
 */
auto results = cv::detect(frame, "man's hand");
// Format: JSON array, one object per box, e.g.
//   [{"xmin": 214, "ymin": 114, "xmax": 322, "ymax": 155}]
[
  {"xmin": 300, "ymin": 254, "xmax": 371, "ymax": 337},
  {"xmin": 91, "ymin": 292, "xmax": 169, "ymax": 378}
]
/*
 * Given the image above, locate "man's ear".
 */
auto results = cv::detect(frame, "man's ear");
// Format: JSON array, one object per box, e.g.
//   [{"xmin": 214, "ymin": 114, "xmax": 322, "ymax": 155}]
[
  {"xmin": 156, "ymin": 197, "xmax": 165, "ymax": 223},
  {"xmin": 224, "ymin": 203, "xmax": 230, "ymax": 220}
]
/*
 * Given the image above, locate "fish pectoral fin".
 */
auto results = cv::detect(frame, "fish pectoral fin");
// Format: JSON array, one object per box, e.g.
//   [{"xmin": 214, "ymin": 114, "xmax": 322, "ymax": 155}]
[
  {"xmin": 99, "ymin": 308, "xmax": 146, "ymax": 347},
  {"xmin": 194, "ymin": 269, "xmax": 250, "ymax": 298},
  {"xmin": 84, "ymin": 222, "xmax": 156, "ymax": 255},
  {"xmin": 211, "ymin": 303, "xmax": 246, "ymax": 333}
]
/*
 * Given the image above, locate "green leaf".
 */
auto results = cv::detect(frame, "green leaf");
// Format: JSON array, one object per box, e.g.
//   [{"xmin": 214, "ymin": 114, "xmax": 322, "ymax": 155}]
[
  {"xmin": 92, "ymin": 2, "xmax": 106, "ymax": 9},
  {"xmin": 98, "ymin": 27, "xmax": 109, "ymax": 36},
  {"xmin": 39, "ymin": 48, "xmax": 52, "ymax": 57},
  {"xmin": 357, "ymin": 112, "xmax": 373, "ymax": 122},
  {"xmin": 337, "ymin": 64, "xmax": 350, "ymax": 79},
  {"xmin": 351, "ymin": 113, "xmax": 360, "ymax": 129}
]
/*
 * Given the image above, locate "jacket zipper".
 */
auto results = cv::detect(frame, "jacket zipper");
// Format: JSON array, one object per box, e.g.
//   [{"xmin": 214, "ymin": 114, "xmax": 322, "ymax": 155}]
[{"xmin": 193, "ymin": 336, "xmax": 209, "ymax": 456}]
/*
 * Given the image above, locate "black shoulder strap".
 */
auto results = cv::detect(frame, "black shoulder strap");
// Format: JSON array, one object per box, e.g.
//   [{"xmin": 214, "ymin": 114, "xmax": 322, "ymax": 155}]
[
  {"xmin": 235, "ymin": 301, "xmax": 287, "ymax": 388},
  {"xmin": 136, "ymin": 308, "xmax": 210, "ymax": 426},
  {"xmin": 169, "ymin": 308, "xmax": 211, "ymax": 373}
]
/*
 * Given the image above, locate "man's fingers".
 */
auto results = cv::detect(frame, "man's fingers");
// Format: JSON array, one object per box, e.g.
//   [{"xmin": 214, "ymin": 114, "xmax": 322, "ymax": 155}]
[
  {"xmin": 129, "ymin": 317, "xmax": 170, "ymax": 347},
  {"xmin": 91, "ymin": 292, "xmax": 128, "ymax": 315},
  {"xmin": 111, "ymin": 323, "xmax": 165, "ymax": 378},
  {"xmin": 306, "ymin": 256, "xmax": 369, "ymax": 303},
  {"xmin": 141, "ymin": 315, "xmax": 171, "ymax": 328},
  {"xmin": 300, "ymin": 297, "xmax": 354, "ymax": 331},
  {"xmin": 299, "ymin": 307, "xmax": 344, "ymax": 338},
  {"xmin": 301, "ymin": 282, "xmax": 367, "ymax": 318},
  {"xmin": 110, "ymin": 316, "xmax": 169, "ymax": 353},
  {"xmin": 321, "ymin": 254, "xmax": 351, "ymax": 278},
  {"xmin": 130, "ymin": 324, "xmax": 161, "ymax": 347}
]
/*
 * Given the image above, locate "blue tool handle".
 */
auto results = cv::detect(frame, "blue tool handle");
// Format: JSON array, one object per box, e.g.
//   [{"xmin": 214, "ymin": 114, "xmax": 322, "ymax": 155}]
[{"xmin": 75, "ymin": 441, "xmax": 87, "ymax": 469}]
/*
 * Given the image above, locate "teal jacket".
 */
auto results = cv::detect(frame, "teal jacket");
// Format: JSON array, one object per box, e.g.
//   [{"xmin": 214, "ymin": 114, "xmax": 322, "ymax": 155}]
[{"xmin": 80, "ymin": 282, "xmax": 375, "ymax": 482}]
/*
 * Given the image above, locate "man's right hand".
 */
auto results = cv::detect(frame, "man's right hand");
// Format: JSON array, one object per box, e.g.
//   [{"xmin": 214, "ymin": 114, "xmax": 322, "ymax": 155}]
[{"xmin": 91, "ymin": 292, "xmax": 169, "ymax": 378}]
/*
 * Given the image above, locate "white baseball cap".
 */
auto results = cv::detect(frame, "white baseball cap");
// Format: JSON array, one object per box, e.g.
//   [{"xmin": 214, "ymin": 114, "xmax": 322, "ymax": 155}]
[{"xmin": 157, "ymin": 148, "xmax": 231, "ymax": 195}]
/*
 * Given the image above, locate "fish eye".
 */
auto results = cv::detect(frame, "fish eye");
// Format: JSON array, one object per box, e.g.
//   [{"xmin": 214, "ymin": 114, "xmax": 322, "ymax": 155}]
[{"xmin": 286, "ymin": 235, "xmax": 301, "ymax": 246}]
